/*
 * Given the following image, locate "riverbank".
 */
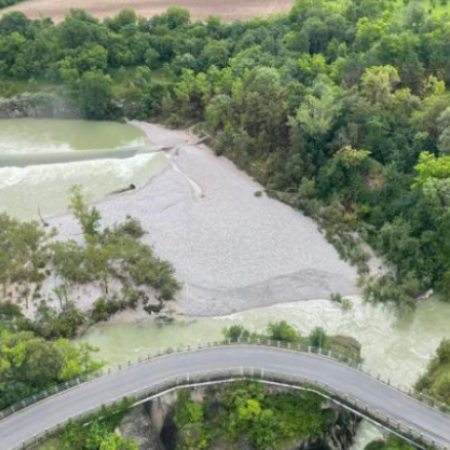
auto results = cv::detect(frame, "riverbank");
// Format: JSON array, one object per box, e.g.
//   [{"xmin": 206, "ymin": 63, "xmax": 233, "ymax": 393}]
[{"xmin": 46, "ymin": 122, "xmax": 360, "ymax": 317}]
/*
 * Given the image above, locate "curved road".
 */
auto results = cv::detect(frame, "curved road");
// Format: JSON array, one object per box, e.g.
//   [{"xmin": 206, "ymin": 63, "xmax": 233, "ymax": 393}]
[{"xmin": 0, "ymin": 346, "xmax": 449, "ymax": 450}]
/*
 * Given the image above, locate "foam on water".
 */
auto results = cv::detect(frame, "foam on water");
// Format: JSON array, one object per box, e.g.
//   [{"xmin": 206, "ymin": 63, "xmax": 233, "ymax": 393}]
[
  {"xmin": 0, "ymin": 119, "xmax": 167, "ymax": 219},
  {"xmin": 0, "ymin": 152, "xmax": 168, "ymax": 220}
]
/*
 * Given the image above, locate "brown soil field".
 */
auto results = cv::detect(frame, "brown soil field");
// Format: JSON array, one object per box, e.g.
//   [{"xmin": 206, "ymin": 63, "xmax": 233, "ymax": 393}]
[{"xmin": 2, "ymin": 0, "xmax": 294, "ymax": 22}]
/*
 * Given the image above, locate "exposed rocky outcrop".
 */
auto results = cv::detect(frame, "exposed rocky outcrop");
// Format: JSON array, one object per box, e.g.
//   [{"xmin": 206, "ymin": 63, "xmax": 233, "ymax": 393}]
[
  {"xmin": 118, "ymin": 405, "xmax": 165, "ymax": 450},
  {"xmin": 0, "ymin": 93, "xmax": 80, "ymax": 119},
  {"xmin": 149, "ymin": 392, "xmax": 178, "ymax": 435},
  {"xmin": 120, "ymin": 386, "xmax": 360, "ymax": 450},
  {"xmin": 302, "ymin": 409, "xmax": 359, "ymax": 450}
]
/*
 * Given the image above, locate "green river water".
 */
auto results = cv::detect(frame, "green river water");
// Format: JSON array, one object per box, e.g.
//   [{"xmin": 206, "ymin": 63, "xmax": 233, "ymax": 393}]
[
  {"xmin": 0, "ymin": 119, "xmax": 147, "ymax": 152},
  {"xmin": 80, "ymin": 296, "xmax": 450, "ymax": 448},
  {"xmin": 0, "ymin": 119, "xmax": 168, "ymax": 220},
  {"xmin": 2, "ymin": 119, "xmax": 449, "ymax": 448},
  {"xmin": 81, "ymin": 296, "xmax": 450, "ymax": 391}
]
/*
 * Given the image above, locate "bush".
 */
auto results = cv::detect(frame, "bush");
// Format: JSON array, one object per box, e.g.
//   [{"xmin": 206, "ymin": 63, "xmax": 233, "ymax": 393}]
[
  {"xmin": 91, "ymin": 297, "xmax": 127, "ymax": 323},
  {"xmin": 91, "ymin": 298, "xmax": 110, "ymax": 323},
  {"xmin": 0, "ymin": 301, "xmax": 31, "ymax": 330},
  {"xmin": 416, "ymin": 340, "xmax": 450, "ymax": 405},
  {"xmin": 309, "ymin": 327, "xmax": 328, "ymax": 349},
  {"xmin": 33, "ymin": 302, "xmax": 85, "ymax": 339},
  {"xmin": 331, "ymin": 293, "xmax": 353, "ymax": 310},
  {"xmin": 114, "ymin": 215, "xmax": 145, "ymax": 238},
  {"xmin": 222, "ymin": 325, "xmax": 251, "ymax": 341},
  {"xmin": 144, "ymin": 301, "xmax": 164, "ymax": 314},
  {"xmin": 268, "ymin": 321, "xmax": 300, "ymax": 343}
]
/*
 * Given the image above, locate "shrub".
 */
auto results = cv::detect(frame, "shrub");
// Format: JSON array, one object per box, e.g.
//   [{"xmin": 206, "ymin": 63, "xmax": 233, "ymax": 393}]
[
  {"xmin": 222, "ymin": 325, "xmax": 251, "ymax": 341},
  {"xmin": 268, "ymin": 321, "xmax": 300, "ymax": 343},
  {"xmin": 309, "ymin": 327, "xmax": 328, "ymax": 349}
]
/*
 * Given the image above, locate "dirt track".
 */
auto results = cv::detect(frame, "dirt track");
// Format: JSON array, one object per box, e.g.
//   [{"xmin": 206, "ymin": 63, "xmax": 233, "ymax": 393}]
[{"xmin": 2, "ymin": 0, "xmax": 294, "ymax": 22}]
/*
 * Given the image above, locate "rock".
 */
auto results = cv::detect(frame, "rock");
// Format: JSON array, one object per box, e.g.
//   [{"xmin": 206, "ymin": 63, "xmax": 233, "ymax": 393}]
[
  {"xmin": 150, "ymin": 392, "xmax": 178, "ymax": 435},
  {"xmin": 120, "ymin": 386, "xmax": 360, "ymax": 450},
  {"xmin": 322, "ymin": 409, "xmax": 360, "ymax": 450},
  {"xmin": 154, "ymin": 313, "xmax": 175, "ymax": 324},
  {"xmin": 118, "ymin": 405, "xmax": 165, "ymax": 450}
]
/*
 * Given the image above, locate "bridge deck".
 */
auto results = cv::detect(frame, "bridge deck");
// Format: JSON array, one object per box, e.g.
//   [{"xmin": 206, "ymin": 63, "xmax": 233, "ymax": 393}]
[{"xmin": 0, "ymin": 345, "xmax": 449, "ymax": 450}]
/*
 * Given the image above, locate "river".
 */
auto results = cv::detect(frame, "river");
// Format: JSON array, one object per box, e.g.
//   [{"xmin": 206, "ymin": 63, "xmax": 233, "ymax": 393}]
[
  {"xmin": 2, "ymin": 118, "xmax": 449, "ymax": 448},
  {"xmin": 82, "ymin": 296, "xmax": 450, "ymax": 390},
  {"xmin": 0, "ymin": 119, "xmax": 168, "ymax": 220},
  {"xmin": 81, "ymin": 296, "xmax": 450, "ymax": 448}
]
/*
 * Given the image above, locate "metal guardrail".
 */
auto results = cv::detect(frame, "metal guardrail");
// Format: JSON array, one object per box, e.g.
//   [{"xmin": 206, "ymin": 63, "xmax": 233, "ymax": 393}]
[
  {"xmin": 1, "ymin": 339, "xmax": 449, "ymax": 450},
  {"xmin": 0, "ymin": 338, "xmax": 358, "ymax": 421}
]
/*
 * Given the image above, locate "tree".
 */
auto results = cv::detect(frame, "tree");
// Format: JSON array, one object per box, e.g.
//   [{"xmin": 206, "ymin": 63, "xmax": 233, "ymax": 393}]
[
  {"xmin": 0, "ymin": 12, "xmax": 31, "ymax": 37},
  {"xmin": 413, "ymin": 152, "xmax": 450, "ymax": 189},
  {"xmin": 309, "ymin": 327, "xmax": 328, "ymax": 349},
  {"xmin": 106, "ymin": 8, "xmax": 138, "ymax": 32},
  {"xmin": 77, "ymin": 71, "xmax": 115, "ymax": 120},
  {"xmin": 63, "ymin": 419, "xmax": 139, "ymax": 450},
  {"xmin": 144, "ymin": 47, "xmax": 160, "ymax": 69},
  {"xmin": 33, "ymin": 302, "xmax": 85, "ymax": 339},
  {"xmin": 74, "ymin": 45, "xmax": 108, "ymax": 73},
  {"xmin": 268, "ymin": 321, "xmax": 299, "ymax": 343},
  {"xmin": 294, "ymin": 81, "xmax": 342, "ymax": 140},
  {"xmin": 201, "ymin": 40, "xmax": 230, "ymax": 69},
  {"xmin": 437, "ymin": 107, "xmax": 450, "ymax": 155},
  {"xmin": 85, "ymin": 243, "xmax": 114, "ymax": 297},
  {"xmin": 0, "ymin": 32, "xmax": 26, "ymax": 77},
  {"xmin": 361, "ymin": 66, "xmax": 400, "ymax": 109},
  {"xmin": 416, "ymin": 340, "xmax": 450, "ymax": 405},
  {"xmin": 222, "ymin": 325, "xmax": 250, "ymax": 341},
  {"xmin": 58, "ymin": 9, "xmax": 106, "ymax": 49},
  {"xmin": 52, "ymin": 240, "xmax": 91, "ymax": 286},
  {"xmin": 0, "ymin": 214, "xmax": 52, "ymax": 309},
  {"xmin": 68, "ymin": 186, "xmax": 101, "ymax": 238},
  {"xmin": 162, "ymin": 7, "xmax": 190, "ymax": 29},
  {"xmin": 0, "ymin": 331, "xmax": 102, "ymax": 409}
]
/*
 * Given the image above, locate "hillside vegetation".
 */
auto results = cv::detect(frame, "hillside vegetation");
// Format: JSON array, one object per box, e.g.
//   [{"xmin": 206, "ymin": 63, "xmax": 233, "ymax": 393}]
[
  {"xmin": 171, "ymin": 382, "xmax": 339, "ymax": 450},
  {"xmin": 416, "ymin": 340, "xmax": 450, "ymax": 406}
]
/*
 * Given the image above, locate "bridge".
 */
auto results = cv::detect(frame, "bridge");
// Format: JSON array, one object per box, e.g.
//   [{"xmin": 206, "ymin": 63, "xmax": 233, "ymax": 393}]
[{"xmin": 0, "ymin": 343, "xmax": 449, "ymax": 450}]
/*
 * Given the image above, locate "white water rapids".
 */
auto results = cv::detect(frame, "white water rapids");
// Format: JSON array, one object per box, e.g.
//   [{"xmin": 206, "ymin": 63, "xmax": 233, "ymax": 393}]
[{"xmin": 2, "ymin": 119, "xmax": 449, "ymax": 449}]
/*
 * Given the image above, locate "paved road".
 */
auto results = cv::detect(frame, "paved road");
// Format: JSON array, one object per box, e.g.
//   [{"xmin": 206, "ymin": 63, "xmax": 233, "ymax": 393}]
[{"xmin": 1, "ymin": 346, "xmax": 449, "ymax": 450}]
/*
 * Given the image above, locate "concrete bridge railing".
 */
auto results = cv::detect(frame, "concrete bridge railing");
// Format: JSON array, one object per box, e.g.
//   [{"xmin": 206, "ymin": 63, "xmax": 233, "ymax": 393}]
[{"xmin": 1, "ymin": 339, "xmax": 449, "ymax": 450}]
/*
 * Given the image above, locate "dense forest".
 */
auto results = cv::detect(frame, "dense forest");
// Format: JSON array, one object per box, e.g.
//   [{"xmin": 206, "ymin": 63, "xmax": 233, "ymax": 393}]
[
  {"xmin": 1, "ymin": 0, "xmax": 450, "ymax": 306},
  {"xmin": 1, "ymin": 2, "xmax": 449, "ymax": 449}
]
